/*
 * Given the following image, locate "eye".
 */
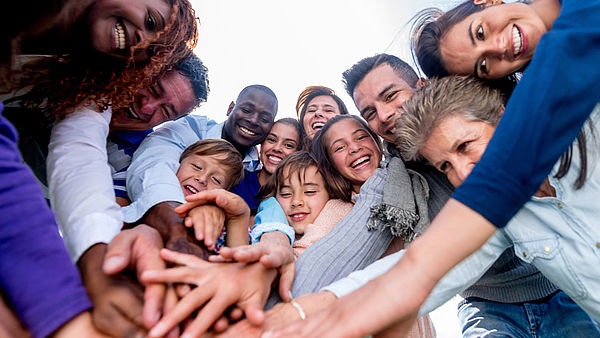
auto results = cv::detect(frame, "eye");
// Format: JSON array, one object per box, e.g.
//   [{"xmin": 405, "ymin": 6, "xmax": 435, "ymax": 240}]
[
  {"xmin": 278, "ymin": 192, "xmax": 291, "ymax": 198},
  {"xmin": 476, "ymin": 25, "xmax": 484, "ymax": 40},
  {"xmin": 334, "ymin": 145, "xmax": 345, "ymax": 152},
  {"xmin": 192, "ymin": 164, "xmax": 202, "ymax": 171},
  {"xmin": 150, "ymin": 85, "xmax": 160, "ymax": 97},
  {"xmin": 479, "ymin": 58, "xmax": 488, "ymax": 75},
  {"xmin": 363, "ymin": 110, "xmax": 376, "ymax": 121},
  {"xmin": 241, "ymin": 108, "xmax": 251, "ymax": 114},
  {"xmin": 266, "ymin": 136, "xmax": 276, "ymax": 143},
  {"xmin": 457, "ymin": 141, "xmax": 470, "ymax": 153},
  {"xmin": 212, "ymin": 177, "xmax": 223, "ymax": 185},
  {"xmin": 357, "ymin": 134, "xmax": 368, "ymax": 141},
  {"xmin": 145, "ymin": 13, "xmax": 157, "ymax": 31},
  {"xmin": 261, "ymin": 117, "xmax": 271, "ymax": 124},
  {"xmin": 304, "ymin": 190, "xmax": 317, "ymax": 195},
  {"xmin": 161, "ymin": 105, "xmax": 171, "ymax": 119},
  {"xmin": 440, "ymin": 161, "xmax": 450, "ymax": 172},
  {"xmin": 385, "ymin": 91, "xmax": 397, "ymax": 102},
  {"xmin": 284, "ymin": 142, "xmax": 296, "ymax": 149}
]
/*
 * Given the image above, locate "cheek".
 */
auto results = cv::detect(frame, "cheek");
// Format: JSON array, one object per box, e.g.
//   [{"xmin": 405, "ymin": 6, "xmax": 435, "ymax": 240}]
[{"xmin": 276, "ymin": 196, "xmax": 290, "ymax": 211}]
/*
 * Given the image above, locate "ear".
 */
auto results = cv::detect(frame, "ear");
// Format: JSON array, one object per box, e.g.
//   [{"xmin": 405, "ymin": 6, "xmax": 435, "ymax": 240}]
[
  {"xmin": 416, "ymin": 77, "xmax": 427, "ymax": 89},
  {"xmin": 227, "ymin": 101, "xmax": 235, "ymax": 116},
  {"xmin": 499, "ymin": 104, "xmax": 505, "ymax": 118},
  {"xmin": 474, "ymin": 0, "xmax": 502, "ymax": 7}
]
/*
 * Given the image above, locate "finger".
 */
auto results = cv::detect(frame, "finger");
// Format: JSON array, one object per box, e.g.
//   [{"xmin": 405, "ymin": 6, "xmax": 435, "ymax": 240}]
[
  {"xmin": 141, "ymin": 266, "xmax": 203, "ymax": 285},
  {"xmin": 176, "ymin": 284, "xmax": 191, "ymax": 297},
  {"xmin": 184, "ymin": 216, "xmax": 193, "ymax": 228},
  {"xmin": 149, "ymin": 287, "xmax": 215, "ymax": 338},
  {"xmin": 208, "ymin": 255, "xmax": 231, "ymax": 263},
  {"xmin": 229, "ymin": 307, "xmax": 243, "ymax": 321},
  {"xmin": 243, "ymin": 304, "xmax": 265, "ymax": 327},
  {"xmin": 180, "ymin": 294, "xmax": 233, "ymax": 337},
  {"xmin": 94, "ymin": 305, "xmax": 147, "ymax": 338},
  {"xmin": 233, "ymin": 246, "xmax": 269, "ymax": 263},
  {"xmin": 160, "ymin": 248, "xmax": 208, "ymax": 268},
  {"xmin": 103, "ymin": 232, "xmax": 134, "ymax": 275},
  {"xmin": 143, "ymin": 282, "xmax": 166, "ymax": 328},
  {"xmin": 212, "ymin": 316, "xmax": 229, "ymax": 333},
  {"xmin": 163, "ymin": 286, "xmax": 181, "ymax": 338},
  {"xmin": 278, "ymin": 262, "xmax": 296, "ymax": 302}
]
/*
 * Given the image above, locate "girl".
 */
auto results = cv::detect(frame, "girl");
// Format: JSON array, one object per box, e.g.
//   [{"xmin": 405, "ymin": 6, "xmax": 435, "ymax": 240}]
[{"xmin": 295, "ymin": 86, "xmax": 349, "ymax": 148}]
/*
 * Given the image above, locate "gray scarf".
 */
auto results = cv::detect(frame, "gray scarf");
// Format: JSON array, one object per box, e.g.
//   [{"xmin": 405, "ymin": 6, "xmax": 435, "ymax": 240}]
[{"xmin": 366, "ymin": 150, "xmax": 430, "ymax": 244}]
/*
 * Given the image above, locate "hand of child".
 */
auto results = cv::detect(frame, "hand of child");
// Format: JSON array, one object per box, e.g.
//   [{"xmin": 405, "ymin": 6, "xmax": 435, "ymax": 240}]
[
  {"xmin": 175, "ymin": 189, "xmax": 250, "ymax": 223},
  {"xmin": 183, "ymin": 204, "xmax": 226, "ymax": 251},
  {"xmin": 141, "ymin": 248, "xmax": 277, "ymax": 338}
]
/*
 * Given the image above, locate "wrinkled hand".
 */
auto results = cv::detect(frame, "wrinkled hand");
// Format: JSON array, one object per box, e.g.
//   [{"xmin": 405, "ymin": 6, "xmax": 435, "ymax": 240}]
[
  {"xmin": 79, "ymin": 244, "xmax": 147, "ymax": 337},
  {"xmin": 141, "ymin": 249, "xmax": 277, "ymax": 337},
  {"xmin": 101, "ymin": 224, "xmax": 178, "ymax": 332},
  {"xmin": 182, "ymin": 204, "xmax": 226, "ymax": 251},
  {"xmin": 210, "ymin": 232, "xmax": 295, "ymax": 301}
]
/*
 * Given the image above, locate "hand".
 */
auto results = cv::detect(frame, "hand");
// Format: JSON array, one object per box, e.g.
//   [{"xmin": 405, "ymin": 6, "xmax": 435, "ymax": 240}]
[
  {"xmin": 52, "ymin": 312, "xmax": 111, "ymax": 338},
  {"xmin": 144, "ymin": 201, "xmax": 211, "ymax": 260},
  {"xmin": 79, "ymin": 244, "xmax": 147, "ymax": 337},
  {"xmin": 210, "ymin": 232, "xmax": 295, "ymax": 301},
  {"xmin": 182, "ymin": 204, "xmax": 226, "ymax": 250},
  {"xmin": 101, "ymin": 224, "xmax": 178, "ymax": 333},
  {"xmin": 217, "ymin": 291, "xmax": 337, "ymax": 337},
  {"xmin": 141, "ymin": 249, "xmax": 278, "ymax": 337}
]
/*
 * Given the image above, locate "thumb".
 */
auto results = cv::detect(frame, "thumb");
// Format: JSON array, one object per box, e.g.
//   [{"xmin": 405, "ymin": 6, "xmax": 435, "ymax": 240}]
[
  {"xmin": 102, "ymin": 232, "xmax": 134, "ymax": 275},
  {"xmin": 278, "ymin": 261, "xmax": 296, "ymax": 302},
  {"xmin": 242, "ymin": 303, "xmax": 265, "ymax": 327}
]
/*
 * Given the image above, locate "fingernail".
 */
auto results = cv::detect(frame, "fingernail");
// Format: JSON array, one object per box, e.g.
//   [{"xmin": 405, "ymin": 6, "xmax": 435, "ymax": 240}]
[
  {"xmin": 262, "ymin": 331, "xmax": 274, "ymax": 338},
  {"xmin": 288, "ymin": 290, "xmax": 293, "ymax": 299},
  {"xmin": 149, "ymin": 323, "xmax": 166, "ymax": 337},
  {"xmin": 103, "ymin": 256, "xmax": 124, "ymax": 271}
]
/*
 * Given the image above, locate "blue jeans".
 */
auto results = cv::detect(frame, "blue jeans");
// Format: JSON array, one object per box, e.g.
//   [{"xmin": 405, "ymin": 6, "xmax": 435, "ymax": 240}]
[{"xmin": 457, "ymin": 291, "xmax": 600, "ymax": 337}]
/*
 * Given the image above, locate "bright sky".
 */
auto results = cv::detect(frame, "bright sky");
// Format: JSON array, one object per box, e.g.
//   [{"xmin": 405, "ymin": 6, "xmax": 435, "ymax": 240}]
[
  {"xmin": 190, "ymin": 0, "xmax": 457, "ymax": 122},
  {"xmin": 188, "ymin": 1, "xmax": 463, "ymax": 336}
]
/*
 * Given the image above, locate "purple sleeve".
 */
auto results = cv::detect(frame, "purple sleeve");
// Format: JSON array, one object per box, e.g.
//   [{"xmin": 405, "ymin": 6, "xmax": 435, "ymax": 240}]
[
  {"xmin": 453, "ymin": 0, "xmax": 600, "ymax": 227},
  {"xmin": 0, "ymin": 106, "xmax": 91, "ymax": 338}
]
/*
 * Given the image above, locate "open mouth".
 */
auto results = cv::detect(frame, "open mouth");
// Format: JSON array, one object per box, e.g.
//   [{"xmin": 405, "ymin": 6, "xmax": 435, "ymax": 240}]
[
  {"xmin": 350, "ymin": 155, "xmax": 371, "ymax": 169},
  {"xmin": 114, "ymin": 19, "xmax": 127, "ymax": 50},
  {"xmin": 267, "ymin": 155, "xmax": 283, "ymax": 165},
  {"xmin": 290, "ymin": 212, "xmax": 308, "ymax": 222},
  {"xmin": 311, "ymin": 121, "xmax": 325, "ymax": 131},
  {"xmin": 512, "ymin": 25, "xmax": 523, "ymax": 58},
  {"xmin": 125, "ymin": 106, "xmax": 140, "ymax": 120},
  {"xmin": 184, "ymin": 185, "xmax": 199, "ymax": 195},
  {"xmin": 239, "ymin": 126, "xmax": 256, "ymax": 136}
]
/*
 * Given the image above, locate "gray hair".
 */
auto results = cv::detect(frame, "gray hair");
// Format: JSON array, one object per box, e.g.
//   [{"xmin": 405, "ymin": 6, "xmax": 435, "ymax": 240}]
[{"xmin": 395, "ymin": 75, "xmax": 504, "ymax": 161}]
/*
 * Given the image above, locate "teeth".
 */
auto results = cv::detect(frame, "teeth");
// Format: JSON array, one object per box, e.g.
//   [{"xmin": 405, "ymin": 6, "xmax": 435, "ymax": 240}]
[
  {"xmin": 185, "ymin": 185, "xmax": 199, "ymax": 194},
  {"xmin": 115, "ymin": 21, "xmax": 126, "ymax": 50},
  {"xmin": 268, "ymin": 155, "xmax": 282, "ymax": 163},
  {"xmin": 127, "ymin": 106, "xmax": 139, "ymax": 119},
  {"xmin": 512, "ymin": 25, "xmax": 522, "ymax": 56},
  {"xmin": 240, "ymin": 126, "xmax": 256, "ymax": 136},
  {"xmin": 312, "ymin": 122, "xmax": 325, "ymax": 129},
  {"xmin": 291, "ymin": 213, "xmax": 306, "ymax": 221},
  {"xmin": 351, "ymin": 156, "xmax": 370, "ymax": 168}
]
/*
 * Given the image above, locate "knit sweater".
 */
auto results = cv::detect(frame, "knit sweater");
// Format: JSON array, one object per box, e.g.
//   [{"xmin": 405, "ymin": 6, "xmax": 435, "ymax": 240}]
[{"xmin": 293, "ymin": 199, "xmax": 354, "ymax": 259}]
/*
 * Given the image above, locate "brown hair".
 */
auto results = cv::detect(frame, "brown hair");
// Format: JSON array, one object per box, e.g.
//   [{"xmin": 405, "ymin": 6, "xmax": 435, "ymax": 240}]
[
  {"xmin": 258, "ymin": 151, "xmax": 346, "ymax": 202},
  {"xmin": 311, "ymin": 115, "xmax": 383, "ymax": 202},
  {"xmin": 179, "ymin": 139, "xmax": 244, "ymax": 190},
  {"xmin": 6, "ymin": 0, "xmax": 198, "ymax": 118}
]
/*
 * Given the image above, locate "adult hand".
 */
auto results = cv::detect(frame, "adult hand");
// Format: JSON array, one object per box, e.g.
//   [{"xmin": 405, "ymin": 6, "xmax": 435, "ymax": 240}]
[
  {"xmin": 141, "ymin": 249, "xmax": 278, "ymax": 337},
  {"xmin": 218, "ymin": 291, "xmax": 337, "ymax": 337},
  {"xmin": 52, "ymin": 311, "xmax": 111, "ymax": 338},
  {"xmin": 79, "ymin": 244, "xmax": 147, "ymax": 337},
  {"xmin": 101, "ymin": 224, "xmax": 178, "ymax": 334},
  {"xmin": 210, "ymin": 232, "xmax": 295, "ymax": 301},
  {"xmin": 143, "ymin": 201, "xmax": 211, "ymax": 260}
]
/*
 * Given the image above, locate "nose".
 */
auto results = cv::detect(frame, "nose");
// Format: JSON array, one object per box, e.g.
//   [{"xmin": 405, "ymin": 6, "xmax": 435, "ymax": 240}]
[
  {"xmin": 248, "ymin": 113, "xmax": 259, "ymax": 126},
  {"xmin": 139, "ymin": 95, "xmax": 160, "ymax": 115},
  {"xmin": 194, "ymin": 173, "xmax": 208, "ymax": 187},
  {"xmin": 377, "ymin": 108, "xmax": 395, "ymax": 125},
  {"xmin": 485, "ymin": 34, "xmax": 508, "ymax": 58},
  {"xmin": 314, "ymin": 109, "xmax": 324, "ymax": 118},
  {"xmin": 455, "ymin": 160, "xmax": 475, "ymax": 185},
  {"xmin": 272, "ymin": 141, "xmax": 284, "ymax": 154},
  {"xmin": 291, "ymin": 195, "xmax": 304, "ymax": 208},
  {"xmin": 348, "ymin": 141, "xmax": 361, "ymax": 154}
]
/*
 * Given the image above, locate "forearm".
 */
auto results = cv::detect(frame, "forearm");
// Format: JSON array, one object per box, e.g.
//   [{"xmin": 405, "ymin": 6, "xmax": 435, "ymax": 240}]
[{"xmin": 226, "ymin": 222, "xmax": 250, "ymax": 247}]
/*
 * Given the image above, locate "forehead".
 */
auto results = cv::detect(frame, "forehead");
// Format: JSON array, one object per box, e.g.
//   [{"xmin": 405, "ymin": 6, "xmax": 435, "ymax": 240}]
[
  {"xmin": 282, "ymin": 165, "xmax": 322, "ymax": 185},
  {"xmin": 270, "ymin": 122, "xmax": 298, "ymax": 138},
  {"xmin": 160, "ymin": 70, "xmax": 195, "ymax": 113},
  {"xmin": 440, "ymin": 14, "xmax": 479, "ymax": 76},
  {"xmin": 183, "ymin": 152, "xmax": 228, "ymax": 166},
  {"xmin": 325, "ymin": 119, "xmax": 364, "ymax": 143},
  {"xmin": 237, "ymin": 89, "xmax": 277, "ymax": 113},
  {"xmin": 353, "ymin": 64, "xmax": 413, "ymax": 109},
  {"xmin": 308, "ymin": 95, "xmax": 337, "ymax": 107}
]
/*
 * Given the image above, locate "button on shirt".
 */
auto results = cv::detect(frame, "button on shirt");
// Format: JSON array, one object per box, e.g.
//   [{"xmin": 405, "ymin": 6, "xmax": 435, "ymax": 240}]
[{"xmin": 123, "ymin": 115, "xmax": 260, "ymax": 223}]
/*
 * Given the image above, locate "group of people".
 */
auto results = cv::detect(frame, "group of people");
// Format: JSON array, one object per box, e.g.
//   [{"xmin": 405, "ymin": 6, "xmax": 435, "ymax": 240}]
[{"xmin": 1, "ymin": 0, "xmax": 599, "ymax": 337}]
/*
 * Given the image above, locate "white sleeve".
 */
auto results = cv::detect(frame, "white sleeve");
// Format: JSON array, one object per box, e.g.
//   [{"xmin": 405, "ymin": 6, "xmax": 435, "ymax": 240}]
[{"xmin": 47, "ymin": 107, "xmax": 122, "ymax": 262}]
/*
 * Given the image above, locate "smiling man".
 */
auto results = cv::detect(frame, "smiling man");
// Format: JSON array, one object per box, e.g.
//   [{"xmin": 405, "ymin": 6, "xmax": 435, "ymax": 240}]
[{"xmin": 122, "ymin": 84, "xmax": 278, "ymax": 259}]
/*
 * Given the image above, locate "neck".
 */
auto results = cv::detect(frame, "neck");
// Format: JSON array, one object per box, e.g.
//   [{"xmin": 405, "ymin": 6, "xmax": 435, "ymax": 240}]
[
  {"xmin": 221, "ymin": 125, "xmax": 249, "ymax": 156},
  {"xmin": 530, "ymin": 0, "xmax": 561, "ymax": 30},
  {"xmin": 257, "ymin": 169, "xmax": 271, "ymax": 186}
]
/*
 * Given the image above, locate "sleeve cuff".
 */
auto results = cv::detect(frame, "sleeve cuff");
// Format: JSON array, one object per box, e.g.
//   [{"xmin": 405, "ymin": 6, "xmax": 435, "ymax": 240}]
[
  {"xmin": 63, "ymin": 212, "xmax": 122, "ymax": 262},
  {"xmin": 250, "ymin": 222, "xmax": 295, "ymax": 245}
]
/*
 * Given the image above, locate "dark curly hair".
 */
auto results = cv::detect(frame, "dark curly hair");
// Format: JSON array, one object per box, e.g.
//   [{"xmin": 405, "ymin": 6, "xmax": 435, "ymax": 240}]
[{"xmin": 7, "ymin": 0, "xmax": 198, "ymax": 117}]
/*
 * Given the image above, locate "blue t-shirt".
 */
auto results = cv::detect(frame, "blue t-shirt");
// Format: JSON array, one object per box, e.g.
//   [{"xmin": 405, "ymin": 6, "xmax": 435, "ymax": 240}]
[
  {"xmin": 231, "ymin": 169, "xmax": 261, "ymax": 213},
  {"xmin": 454, "ymin": 0, "xmax": 600, "ymax": 227}
]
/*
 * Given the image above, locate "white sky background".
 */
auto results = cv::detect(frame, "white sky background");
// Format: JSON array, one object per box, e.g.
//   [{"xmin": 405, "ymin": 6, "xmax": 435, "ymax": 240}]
[{"xmin": 189, "ymin": 1, "xmax": 463, "ymax": 336}]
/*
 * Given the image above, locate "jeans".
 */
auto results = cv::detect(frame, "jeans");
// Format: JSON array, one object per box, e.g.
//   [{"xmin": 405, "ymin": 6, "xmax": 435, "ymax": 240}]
[{"xmin": 457, "ymin": 291, "xmax": 600, "ymax": 337}]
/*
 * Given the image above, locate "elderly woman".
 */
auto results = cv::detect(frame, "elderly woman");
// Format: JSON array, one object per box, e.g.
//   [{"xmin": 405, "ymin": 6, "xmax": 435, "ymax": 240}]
[{"xmin": 272, "ymin": 75, "xmax": 600, "ymax": 337}]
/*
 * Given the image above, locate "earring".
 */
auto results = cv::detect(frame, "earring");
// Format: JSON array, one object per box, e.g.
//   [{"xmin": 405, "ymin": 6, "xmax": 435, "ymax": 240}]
[{"xmin": 474, "ymin": 0, "xmax": 501, "ymax": 5}]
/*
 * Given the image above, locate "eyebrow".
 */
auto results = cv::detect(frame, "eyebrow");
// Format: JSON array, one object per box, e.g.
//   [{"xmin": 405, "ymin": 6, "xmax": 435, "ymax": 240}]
[
  {"xmin": 149, "ymin": 8, "xmax": 166, "ymax": 30},
  {"xmin": 302, "ymin": 182, "xmax": 319, "ymax": 187}
]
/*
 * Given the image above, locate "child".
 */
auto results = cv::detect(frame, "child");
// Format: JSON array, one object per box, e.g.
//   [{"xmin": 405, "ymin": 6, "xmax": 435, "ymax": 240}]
[
  {"xmin": 258, "ymin": 151, "xmax": 352, "ymax": 258},
  {"xmin": 176, "ymin": 139, "xmax": 248, "ymax": 252}
]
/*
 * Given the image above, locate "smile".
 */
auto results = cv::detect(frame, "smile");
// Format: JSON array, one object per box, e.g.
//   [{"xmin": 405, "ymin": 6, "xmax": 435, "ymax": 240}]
[
  {"xmin": 114, "ymin": 20, "xmax": 127, "ymax": 50},
  {"xmin": 267, "ymin": 155, "xmax": 282, "ymax": 164},
  {"xmin": 290, "ymin": 212, "xmax": 308, "ymax": 222},
  {"xmin": 125, "ymin": 106, "xmax": 140, "ymax": 120},
  {"xmin": 512, "ymin": 25, "xmax": 523, "ymax": 57},
  {"xmin": 184, "ymin": 185, "xmax": 199, "ymax": 194},
  {"xmin": 240, "ymin": 126, "xmax": 256, "ymax": 136},
  {"xmin": 311, "ymin": 121, "xmax": 325, "ymax": 130},
  {"xmin": 350, "ymin": 155, "xmax": 371, "ymax": 169}
]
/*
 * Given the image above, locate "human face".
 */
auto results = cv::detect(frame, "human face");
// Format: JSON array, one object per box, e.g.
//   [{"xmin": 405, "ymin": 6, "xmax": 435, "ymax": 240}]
[
  {"xmin": 419, "ymin": 115, "xmax": 496, "ymax": 188},
  {"xmin": 353, "ymin": 64, "xmax": 416, "ymax": 143},
  {"xmin": 176, "ymin": 154, "xmax": 231, "ymax": 197},
  {"xmin": 276, "ymin": 166, "xmax": 329, "ymax": 235},
  {"xmin": 440, "ymin": 3, "xmax": 547, "ymax": 79},
  {"xmin": 223, "ymin": 89, "xmax": 277, "ymax": 150},
  {"xmin": 87, "ymin": 0, "xmax": 172, "ymax": 61},
  {"xmin": 260, "ymin": 123, "xmax": 300, "ymax": 175},
  {"xmin": 302, "ymin": 95, "xmax": 341, "ymax": 140},
  {"xmin": 110, "ymin": 70, "xmax": 195, "ymax": 131},
  {"xmin": 325, "ymin": 119, "xmax": 382, "ymax": 192}
]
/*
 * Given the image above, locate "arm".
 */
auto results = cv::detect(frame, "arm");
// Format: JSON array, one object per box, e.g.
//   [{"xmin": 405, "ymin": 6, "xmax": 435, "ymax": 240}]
[
  {"xmin": 0, "ymin": 111, "xmax": 92, "ymax": 338},
  {"xmin": 47, "ymin": 106, "xmax": 122, "ymax": 262}
]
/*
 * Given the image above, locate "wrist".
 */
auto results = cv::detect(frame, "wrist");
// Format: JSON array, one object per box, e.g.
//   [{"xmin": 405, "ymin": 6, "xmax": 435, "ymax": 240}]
[{"xmin": 144, "ymin": 201, "xmax": 184, "ymax": 241}]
